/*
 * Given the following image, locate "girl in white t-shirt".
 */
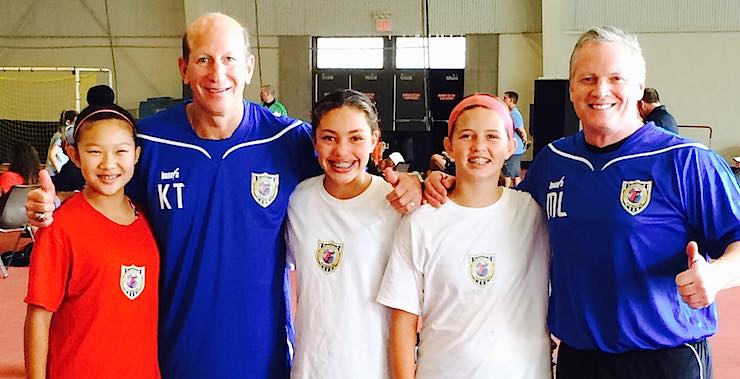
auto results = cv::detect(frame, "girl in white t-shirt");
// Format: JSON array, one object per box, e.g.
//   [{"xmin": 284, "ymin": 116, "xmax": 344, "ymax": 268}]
[
  {"xmin": 377, "ymin": 94, "xmax": 552, "ymax": 379},
  {"xmin": 285, "ymin": 89, "xmax": 401, "ymax": 379}
]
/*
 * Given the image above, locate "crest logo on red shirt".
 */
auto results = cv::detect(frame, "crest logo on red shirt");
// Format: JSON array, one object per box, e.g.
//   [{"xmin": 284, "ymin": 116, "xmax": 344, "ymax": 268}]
[{"xmin": 120, "ymin": 265, "xmax": 146, "ymax": 300}]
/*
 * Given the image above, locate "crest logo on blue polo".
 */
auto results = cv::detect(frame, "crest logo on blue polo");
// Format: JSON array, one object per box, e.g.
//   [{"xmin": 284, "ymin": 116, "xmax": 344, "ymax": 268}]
[
  {"xmin": 120, "ymin": 265, "xmax": 145, "ymax": 300},
  {"xmin": 620, "ymin": 180, "xmax": 652, "ymax": 216},
  {"xmin": 469, "ymin": 255, "xmax": 495, "ymax": 287},
  {"xmin": 251, "ymin": 172, "xmax": 279, "ymax": 208},
  {"xmin": 315, "ymin": 240, "xmax": 343, "ymax": 273}
]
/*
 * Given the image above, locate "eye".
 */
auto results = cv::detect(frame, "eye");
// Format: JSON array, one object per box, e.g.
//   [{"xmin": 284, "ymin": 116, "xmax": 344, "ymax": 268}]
[
  {"xmin": 117, "ymin": 149, "xmax": 130, "ymax": 154},
  {"xmin": 87, "ymin": 149, "xmax": 101, "ymax": 154},
  {"xmin": 611, "ymin": 75, "xmax": 626, "ymax": 83},
  {"xmin": 580, "ymin": 76, "xmax": 595, "ymax": 84},
  {"xmin": 321, "ymin": 135, "xmax": 335, "ymax": 142},
  {"xmin": 226, "ymin": 56, "xmax": 238, "ymax": 62},
  {"xmin": 350, "ymin": 135, "xmax": 365, "ymax": 142},
  {"xmin": 196, "ymin": 56, "xmax": 209, "ymax": 64},
  {"xmin": 459, "ymin": 133, "xmax": 472, "ymax": 139}
]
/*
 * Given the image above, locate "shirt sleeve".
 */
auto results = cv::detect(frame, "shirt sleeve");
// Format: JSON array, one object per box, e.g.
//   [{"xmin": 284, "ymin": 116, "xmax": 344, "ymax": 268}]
[
  {"xmin": 293, "ymin": 122, "xmax": 322, "ymax": 180},
  {"xmin": 680, "ymin": 148, "xmax": 740, "ymax": 259},
  {"xmin": 284, "ymin": 211, "xmax": 297, "ymax": 271},
  {"xmin": 24, "ymin": 224, "xmax": 73, "ymax": 312},
  {"xmin": 376, "ymin": 216, "xmax": 424, "ymax": 315}
]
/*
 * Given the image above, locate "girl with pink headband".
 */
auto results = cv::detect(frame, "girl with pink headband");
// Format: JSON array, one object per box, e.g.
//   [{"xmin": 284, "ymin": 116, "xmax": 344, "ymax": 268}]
[{"xmin": 378, "ymin": 93, "xmax": 552, "ymax": 378}]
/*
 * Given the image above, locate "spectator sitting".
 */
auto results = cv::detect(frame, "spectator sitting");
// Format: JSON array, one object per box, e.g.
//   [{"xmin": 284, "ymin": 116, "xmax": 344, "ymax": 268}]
[
  {"xmin": 0, "ymin": 142, "xmax": 41, "ymax": 195},
  {"xmin": 46, "ymin": 110, "xmax": 76, "ymax": 177}
]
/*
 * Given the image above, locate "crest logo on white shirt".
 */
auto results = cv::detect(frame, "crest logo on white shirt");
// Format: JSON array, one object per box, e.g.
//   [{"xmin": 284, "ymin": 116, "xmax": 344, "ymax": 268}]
[
  {"xmin": 251, "ymin": 172, "xmax": 279, "ymax": 208},
  {"xmin": 316, "ymin": 240, "xmax": 343, "ymax": 273},
  {"xmin": 620, "ymin": 180, "xmax": 652, "ymax": 216},
  {"xmin": 469, "ymin": 255, "xmax": 495, "ymax": 287},
  {"xmin": 120, "ymin": 265, "xmax": 145, "ymax": 300}
]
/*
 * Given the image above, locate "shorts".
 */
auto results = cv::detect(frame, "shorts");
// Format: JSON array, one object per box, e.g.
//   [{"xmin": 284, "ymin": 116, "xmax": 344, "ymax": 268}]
[
  {"xmin": 556, "ymin": 340, "xmax": 712, "ymax": 379},
  {"xmin": 503, "ymin": 153, "xmax": 523, "ymax": 178}
]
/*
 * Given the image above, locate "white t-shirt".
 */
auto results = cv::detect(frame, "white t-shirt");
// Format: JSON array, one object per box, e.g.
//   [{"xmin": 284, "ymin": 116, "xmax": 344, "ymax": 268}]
[
  {"xmin": 377, "ymin": 188, "xmax": 551, "ymax": 379},
  {"xmin": 286, "ymin": 174, "xmax": 401, "ymax": 379}
]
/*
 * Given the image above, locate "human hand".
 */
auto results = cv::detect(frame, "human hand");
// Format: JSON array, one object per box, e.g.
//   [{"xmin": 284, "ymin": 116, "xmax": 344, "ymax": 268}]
[
  {"xmin": 25, "ymin": 170, "xmax": 57, "ymax": 227},
  {"xmin": 675, "ymin": 241, "xmax": 718, "ymax": 309},
  {"xmin": 383, "ymin": 168, "xmax": 423, "ymax": 215},
  {"xmin": 423, "ymin": 171, "xmax": 455, "ymax": 208}
]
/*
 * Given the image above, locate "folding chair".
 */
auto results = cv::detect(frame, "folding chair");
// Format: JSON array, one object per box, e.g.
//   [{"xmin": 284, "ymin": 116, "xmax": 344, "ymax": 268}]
[{"xmin": 0, "ymin": 185, "xmax": 37, "ymax": 278}]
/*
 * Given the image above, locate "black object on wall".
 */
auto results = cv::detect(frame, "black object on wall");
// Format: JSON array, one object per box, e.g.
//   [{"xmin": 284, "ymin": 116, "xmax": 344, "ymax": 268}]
[{"xmin": 532, "ymin": 79, "xmax": 579, "ymax": 157}]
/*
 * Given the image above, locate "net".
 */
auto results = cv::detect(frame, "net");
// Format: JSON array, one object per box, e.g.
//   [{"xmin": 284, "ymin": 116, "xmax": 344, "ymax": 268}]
[{"xmin": 0, "ymin": 68, "xmax": 107, "ymax": 163}]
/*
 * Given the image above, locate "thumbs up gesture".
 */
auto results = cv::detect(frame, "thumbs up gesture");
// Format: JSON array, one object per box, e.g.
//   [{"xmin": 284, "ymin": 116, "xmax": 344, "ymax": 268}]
[
  {"xmin": 675, "ymin": 241, "xmax": 717, "ymax": 309},
  {"xmin": 383, "ymin": 167, "xmax": 422, "ymax": 215},
  {"xmin": 25, "ymin": 170, "xmax": 58, "ymax": 227}
]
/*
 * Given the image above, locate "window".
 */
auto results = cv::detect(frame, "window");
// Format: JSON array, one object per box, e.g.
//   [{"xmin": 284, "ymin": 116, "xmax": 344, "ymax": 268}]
[
  {"xmin": 395, "ymin": 37, "xmax": 466, "ymax": 69},
  {"xmin": 316, "ymin": 37, "xmax": 384, "ymax": 69}
]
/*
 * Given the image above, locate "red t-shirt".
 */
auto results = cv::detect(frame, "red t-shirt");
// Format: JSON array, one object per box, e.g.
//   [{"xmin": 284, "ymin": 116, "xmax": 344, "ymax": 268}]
[
  {"xmin": 0, "ymin": 171, "xmax": 23, "ymax": 193},
  {"xmin": 25, "ymin": 193, "xmax": 160, "ymax": 379}
]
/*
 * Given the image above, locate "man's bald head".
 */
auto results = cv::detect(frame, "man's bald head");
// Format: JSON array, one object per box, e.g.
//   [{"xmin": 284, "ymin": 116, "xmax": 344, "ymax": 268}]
[{"xmin": 181, "ymin": 13, "xmax": 251, "ymax": 61}]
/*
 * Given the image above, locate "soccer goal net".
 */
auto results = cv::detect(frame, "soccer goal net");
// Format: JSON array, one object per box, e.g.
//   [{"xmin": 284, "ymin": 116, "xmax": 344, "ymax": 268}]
[{"xmin": 0, "ymin": 67, "xmax": 112, "ymax": 164}]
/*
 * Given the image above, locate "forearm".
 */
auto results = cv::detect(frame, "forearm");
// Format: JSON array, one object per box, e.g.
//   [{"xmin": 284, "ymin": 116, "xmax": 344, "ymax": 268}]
[
  {"xmin": 24, "ymin": 305, "xmax": 52, "ymax": 379},
  {"xmin": 390, "ymin": 309, "xmax": 418, "ymax": 379},
  {"xmin": 516, "ymin": 128, "xmax": 527, "ymax": 141},
  {"xmin": 711, "ymin": 241, "xmax": 740, "ymax": 290}
]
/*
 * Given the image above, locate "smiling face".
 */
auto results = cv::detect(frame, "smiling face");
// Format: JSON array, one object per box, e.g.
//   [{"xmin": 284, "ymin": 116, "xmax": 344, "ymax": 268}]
[
  {"xmin": 314, "ymin": 106, "xmax": 379, "ymax": 199},
  {"xmin": 70, "ymin": 119, "xmax": 140, "ymax": 202},
  {"xmin": 444, "ymin": 107, "xmax": 515, "ymax": 183},
  {"xmin": 178, "ymin": 14, "xmax": 254, "ymax": 119},
  {"xmin": 569, "ymin": 41, "xmax": 645, "ymax": 142}
]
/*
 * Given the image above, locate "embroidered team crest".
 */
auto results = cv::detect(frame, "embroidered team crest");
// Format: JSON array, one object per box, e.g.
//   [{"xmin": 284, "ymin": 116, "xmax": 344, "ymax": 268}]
[
  {"xmin": 251, "ymin": 172, "xmax": 279, "ymax": 208},
  {"xmin": 469, "ymin": 255, "xmax": 495, "ymax": 287},
  {"xmin": 315, "ymin": 240, "xmax": 343, "ymax": 273},
  {"xmin": 620, "ymin": 180, "xmax": 653, "ymax": 216},
  {"xmin": 120, "ymin": 265, "xmax": 145, "ymax": 300}
]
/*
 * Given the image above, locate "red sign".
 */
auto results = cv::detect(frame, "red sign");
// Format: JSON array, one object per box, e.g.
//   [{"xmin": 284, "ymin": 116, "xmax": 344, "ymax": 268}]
[
  {"xmin": 402, "ymin": 92, "xmax": 421, "ymax": 101},
  {"xmin": 437, "ymin": 93, "xmax": 456, "ymax": 101},
  {"xmin": 376, "ymin": 18, "xmax": 391, "ymax": 32}
]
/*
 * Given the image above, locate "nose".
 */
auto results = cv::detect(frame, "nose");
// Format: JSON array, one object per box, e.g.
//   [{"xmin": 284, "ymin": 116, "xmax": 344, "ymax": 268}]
[
  {"xmin": 209, "ymin": 60, "xmax": 226, "ymax": 81},
  {"xmin": 594, "ymin": 78, "xmax": 610, "ymax": 97},
  {"xmin": 335, "ymin": 139, "xmax": 351, "ymax": 156},
  {"xmin": 100, "ymin": 152, "xmax": 117, "ymax": 169}
]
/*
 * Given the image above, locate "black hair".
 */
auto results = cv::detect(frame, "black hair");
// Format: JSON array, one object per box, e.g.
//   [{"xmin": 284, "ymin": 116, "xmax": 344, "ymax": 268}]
[
  {"xmin": 504, "ymin": 91, "xmax": 519, "ymax": 103},
  {"xmin": 642, "ymin": 88, "xmax": 660, "ymax": 103},
  {"xmin": 73, "ymin": 103, "xmax": 137, "ymax": 146},
  {"xmin": 9, "ymin": 142, "xmax": 41, "ymax": 184},
  {"xmin": 59, "ymin": 109, "xmax": 77, "ymax": 125},
  {"xmin": 86, "ymin": 85, "xmax": 115, "ymax": 106},
  {"xmin": 311, "ymin": 89, "xmax": 379, "ymax": 138}
]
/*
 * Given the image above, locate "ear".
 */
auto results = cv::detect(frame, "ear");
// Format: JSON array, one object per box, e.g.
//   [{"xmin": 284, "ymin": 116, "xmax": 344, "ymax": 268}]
[
  {"xmin": 134, "ymin": 146, "xmax": 142, "ymax": 165},
  {"xmin": 443, "ymin": 136, "xmax": 453, "ymax": 156},
  {"xmin": 569, "ymin": 81, "xmax": 574, "ymax": 103},
  {"xmin": 370, "ymin": 129, "xmax": 380, "ymax": 149},
  {"xmin": 67, "ymin": 145, "xmax": 82, "ymax": 168},
  {"xmin": 244, "ymin": 54, "xmax": 256, "ymax": 85},
  {"xmin": 505, "ymin": 136, "xmax": 517, "ymax": 159},
  {"xmin": 178, "ymin": 56, "xmax": 189, "ymax": 84}
]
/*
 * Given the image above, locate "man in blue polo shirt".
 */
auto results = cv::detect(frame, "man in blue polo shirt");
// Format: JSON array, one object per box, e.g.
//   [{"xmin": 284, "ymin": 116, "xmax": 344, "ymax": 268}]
[
  {"xmin": 523, "ymin": 26, "xmax": 740, "ymax": 379},
  {"xmin": 424, "ymin": 26, "xmax": 740, "ymax": 379},
  {"xmin": 26, "ymin": 12, "xmax": 422, "ymax": 379}
]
